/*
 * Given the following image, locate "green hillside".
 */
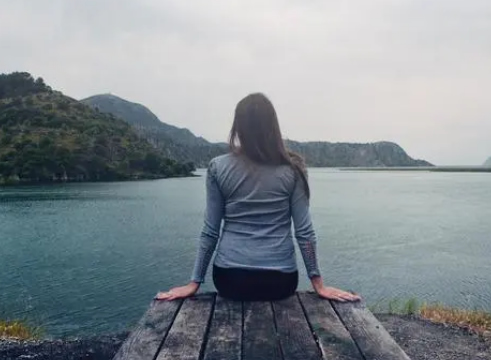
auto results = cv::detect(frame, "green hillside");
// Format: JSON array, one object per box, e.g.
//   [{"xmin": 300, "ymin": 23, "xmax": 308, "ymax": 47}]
[{"xmin": 0, "ymin": 72, "xmax": 194, "ymax": 185}]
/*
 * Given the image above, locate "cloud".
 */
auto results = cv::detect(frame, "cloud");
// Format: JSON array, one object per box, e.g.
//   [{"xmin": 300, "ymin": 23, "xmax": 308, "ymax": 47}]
[{"xmin": 1, "ymin": 0, "xmax": 490, "ymax": 165}]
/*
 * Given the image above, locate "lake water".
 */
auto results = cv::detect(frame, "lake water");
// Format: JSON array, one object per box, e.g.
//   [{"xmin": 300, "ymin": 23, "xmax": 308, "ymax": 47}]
[{"xmin": 1, "ymin": 169, "xmax": 490, "ymax": 338}]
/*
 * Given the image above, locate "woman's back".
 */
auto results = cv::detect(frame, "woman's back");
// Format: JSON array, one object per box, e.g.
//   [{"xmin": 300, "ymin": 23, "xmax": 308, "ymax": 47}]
[
  {"xmin": 191, "ymin": 152, "xmax": 318, "ymax": 284},
  {"xmin": 212, "ymin": 153, "xmax": 299, "ymax": 271}
]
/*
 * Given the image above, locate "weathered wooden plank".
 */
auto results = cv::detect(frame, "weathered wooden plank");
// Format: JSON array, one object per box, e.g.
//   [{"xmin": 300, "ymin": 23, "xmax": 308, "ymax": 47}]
[
  {"xmin": 272, "ymin": 295, "xmax": 321, "ymax": 360},
  {"xmin": 113, "ymin": 299, "xmax": 182, "ymax": 360},
  {"xmin": 156, "ymin": 293, "xmax": 215, "ymax": 360},
  {"xmin": 298, "ymin": 292, "xmax": 363, "ymax": 360},
  {"xmin": 243, "ymin": 301, "xmax": 282, "ymax": 360},
  {"xmin": 331, "ymin": 299, "xmax": 411, "ymax": 360},
  {"xmin": 203, "ymin": 296, "xmax": 242, "ymax": 360}
]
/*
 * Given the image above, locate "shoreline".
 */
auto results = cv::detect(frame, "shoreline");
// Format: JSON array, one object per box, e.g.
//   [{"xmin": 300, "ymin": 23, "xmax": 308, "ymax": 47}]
[
  {"xmin": 1, "ymin": 315, "xmax": 489, "ymax": 360},
  {"xmin": 0, "ymin": 173, "xmax": 200, "ymax": 187}
]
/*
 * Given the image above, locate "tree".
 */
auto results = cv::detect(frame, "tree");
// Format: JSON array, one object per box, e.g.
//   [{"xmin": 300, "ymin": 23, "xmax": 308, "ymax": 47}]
[
  {"xmin": 144, "ymin": 152, "xmax": 160, "ymax": 173},
  {"xmin": 35, "ymin": 77, "xmax": 46, "ymax": 88},
  {"xmin": 183, "ymin": 162, "xmax": 196, "ymax": 173},
  {"xmin": 0, "ymin": 161, "xmax": 14, "ymax": 178},
  {"xmin": 57, "ymin": 99, "xmax": 70, "ymax": 111},
  {"xmin": 0, "ymin": 133, "xmax": 12, "ymax": 146},
  {"xmin": 0, "ymin": 72, "xmax": 50, "ymax": 99}
]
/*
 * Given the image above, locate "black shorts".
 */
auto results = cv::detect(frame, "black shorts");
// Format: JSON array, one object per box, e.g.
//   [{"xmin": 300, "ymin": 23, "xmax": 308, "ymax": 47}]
[{"xmin": 212, "ymin": 265, "xmax": 298, "ymax": 301}]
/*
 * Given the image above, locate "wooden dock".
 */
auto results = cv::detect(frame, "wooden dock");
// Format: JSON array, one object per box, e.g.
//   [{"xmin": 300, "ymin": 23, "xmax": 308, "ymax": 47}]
[{"xmin": 113, "ymin": 292, "xmax": 411, "ymax": 360}]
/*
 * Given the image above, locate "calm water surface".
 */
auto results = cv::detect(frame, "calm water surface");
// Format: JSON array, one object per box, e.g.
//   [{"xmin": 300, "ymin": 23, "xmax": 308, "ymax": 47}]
[{"xmin": 1, "ymin": 169, "xmax": 490, "ymax": 337}]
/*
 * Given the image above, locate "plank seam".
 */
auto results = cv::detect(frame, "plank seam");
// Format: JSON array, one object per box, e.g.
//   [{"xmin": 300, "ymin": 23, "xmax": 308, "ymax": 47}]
[
  {"xmin": 329, "ymin": 301, "xmax": 368, "ymax": 360},
  {"xmin": 296, "ymin": 293, "xmax": 326, "ymax": 360},
  {"xmin": 151, "ymin": 299, "xmax": 184, "ymax": 360},
  {"xmin": 197, "ymin": 293, "xmax": 217, "ymax": 360},
  {"xmin": 270, "ymin": 301, "xmax": 286, "ymax": 360},
  {"xmin": 240, "ymin": 301, "xmax": 244, "ymax": 360}
]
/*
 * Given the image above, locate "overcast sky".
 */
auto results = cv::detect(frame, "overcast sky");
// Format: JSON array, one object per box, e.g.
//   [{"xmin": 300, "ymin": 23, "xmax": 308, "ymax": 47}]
[{"xmin": 1, "ymin": 0, "xmax": 490, "ymax": 165}]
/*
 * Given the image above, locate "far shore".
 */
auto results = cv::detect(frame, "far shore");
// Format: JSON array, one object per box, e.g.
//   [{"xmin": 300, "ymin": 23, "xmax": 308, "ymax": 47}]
[{"xmin": 338, "ymin": 166, "xmax": 491, "ymax": 173}]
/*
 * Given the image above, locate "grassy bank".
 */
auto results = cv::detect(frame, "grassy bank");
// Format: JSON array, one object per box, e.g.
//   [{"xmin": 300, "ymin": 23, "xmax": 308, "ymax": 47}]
[
  {"xmin": 0, "ymin": 320, "xmax": 40, "ymax": 340},
  {"xmin": 371, "ymin": 298, "xmax": 491, "ymax": 336}
]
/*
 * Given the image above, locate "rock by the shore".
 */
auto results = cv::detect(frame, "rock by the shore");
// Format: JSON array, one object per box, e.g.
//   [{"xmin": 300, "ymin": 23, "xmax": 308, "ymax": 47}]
[
  {"xmin": 0, "ymin": 333, "xmax": 127, "ymax": 360},
  {"xmin": 1, "ymin": 316, "xmax": 490, "ymax": 360},
  {"xmin": 378, "ymin": 314, "xmax": 491, "ymax": 360}
]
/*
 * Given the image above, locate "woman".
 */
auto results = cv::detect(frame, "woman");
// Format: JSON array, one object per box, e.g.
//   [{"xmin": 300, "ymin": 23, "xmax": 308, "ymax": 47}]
[{"xmin": 156, "ymin": 93, "xmax": 360, "ymax": 302}]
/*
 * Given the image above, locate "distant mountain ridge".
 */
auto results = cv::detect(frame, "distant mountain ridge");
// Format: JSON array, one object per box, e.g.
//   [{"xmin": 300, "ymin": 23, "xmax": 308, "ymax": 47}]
[
  {"xmin": 82, "ymin": 94, "xmax": 209, "ymax": 146},
  {"xmin": 81, "ymin": 94, "xmax": 432, "ymax": 168},
  {"xmin": 81, "ymin": 94, "xmax": 223, "ymax": 166},
  {"xmin": 484, "ymin": 157, "xmax": 491, "ymax": 167},
  {"xmin": 285, "ymin": 140, "xmax": 432, "ymax": 167}
]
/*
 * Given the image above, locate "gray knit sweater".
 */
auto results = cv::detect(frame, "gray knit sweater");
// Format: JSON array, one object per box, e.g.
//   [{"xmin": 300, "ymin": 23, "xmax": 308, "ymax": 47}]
[{"xmin": 191, "ymin": 153, "xmax": 320, "ymax": 283}]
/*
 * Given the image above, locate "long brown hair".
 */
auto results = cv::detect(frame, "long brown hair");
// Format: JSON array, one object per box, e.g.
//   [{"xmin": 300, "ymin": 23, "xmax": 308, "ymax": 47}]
[{"xmin": 229, "ymin": 93, "xmax": 310, "ymax": 198}]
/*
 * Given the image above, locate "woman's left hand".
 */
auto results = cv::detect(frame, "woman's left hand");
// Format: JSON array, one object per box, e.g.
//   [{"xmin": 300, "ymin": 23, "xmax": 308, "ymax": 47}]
[
  {"xmin": 315, "ymin": 285, "xmax": 361, "ymax": 302},
  {"xmin": 155, "ymin": 282, "xmax": 200, "ymax": 301}
]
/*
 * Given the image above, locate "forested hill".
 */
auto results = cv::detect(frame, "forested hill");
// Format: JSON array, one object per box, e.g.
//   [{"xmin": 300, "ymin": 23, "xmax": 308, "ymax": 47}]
[
  {"xmin": 82, "ymin": 94, "xmax": 432, "ymax": 168},
  {"xmin": 484, "ymin": 157, "xmax": 491, "ymax": 167},
  {"xmin": 0, "ymin": 72, "xmax": 194, "ymax": 185}
]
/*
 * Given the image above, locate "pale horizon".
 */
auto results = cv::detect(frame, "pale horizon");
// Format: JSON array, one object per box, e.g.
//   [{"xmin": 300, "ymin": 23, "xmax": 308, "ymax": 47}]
[{"xmin": 1, "ymin": 0, "xmax": 490, "ymax": 166}]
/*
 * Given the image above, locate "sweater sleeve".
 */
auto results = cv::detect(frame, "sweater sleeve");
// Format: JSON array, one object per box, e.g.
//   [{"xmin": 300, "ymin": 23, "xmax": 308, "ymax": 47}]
[
  {"xmin": 290, "ymin": 173, "xmax": 320, "ymax": 278},
  {"xmin": 191, "ymin": 160, "xmax": 224, "ymax": 283}
]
